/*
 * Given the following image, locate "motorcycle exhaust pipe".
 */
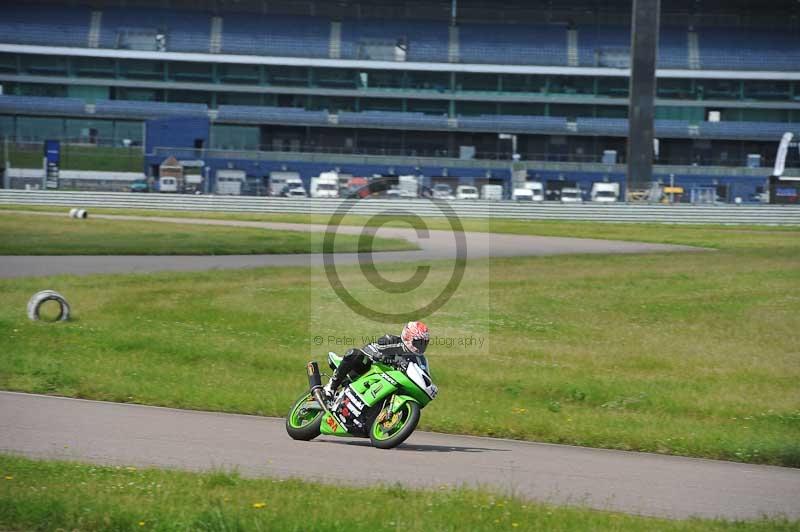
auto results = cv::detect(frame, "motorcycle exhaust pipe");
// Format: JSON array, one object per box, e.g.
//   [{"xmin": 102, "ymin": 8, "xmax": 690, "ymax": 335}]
[
  {"xmin": 307, "ymin": 361, "xmax": 322, "ymax": 389},
  {"xmin": 307, "ymin": 361, "xmax": 334, "ymax": 416}
]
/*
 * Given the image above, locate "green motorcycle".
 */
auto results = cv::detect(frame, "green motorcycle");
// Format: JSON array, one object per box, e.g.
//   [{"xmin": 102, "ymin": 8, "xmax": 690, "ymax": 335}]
[{"xmin": 286, "ymin": 352, "xmax": 438, "ymax": 449}]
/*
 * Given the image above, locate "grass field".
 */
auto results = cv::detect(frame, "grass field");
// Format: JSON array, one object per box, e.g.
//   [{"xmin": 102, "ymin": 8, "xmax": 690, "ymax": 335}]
[
  {"xmin": 0, "ymin": 455, "xmax": 795, "ymax": 532},
  {"xmin": 1, "ymin": 210, "xmax": 798, "ymax": 466},
  {"xmin": 0, "ymin": 212, "xmax": 414, "ymax": 255},
  {"xmin": 2, "ymin": 203, "xmax": 797, "ymax": 248}
]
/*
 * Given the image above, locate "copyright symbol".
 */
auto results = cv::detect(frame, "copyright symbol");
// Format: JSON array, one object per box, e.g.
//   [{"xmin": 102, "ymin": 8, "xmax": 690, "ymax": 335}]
[
  {"xmin": 323, "ymin": 177, "xmax": 466, "ymax": 324},
  {"xmin": 313, "ymin": 336, "xmax": 324, "ymax": 345}
]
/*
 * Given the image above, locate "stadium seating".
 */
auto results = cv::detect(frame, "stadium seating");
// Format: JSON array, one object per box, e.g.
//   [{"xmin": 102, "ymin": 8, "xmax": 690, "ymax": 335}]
[
  {"xmin": 338, "ymin": 110, "xmax": 449, "ymax": 129},
  {"xmin": 216, "ymin": 105, "xmax": 329, "ymax": 125},
  {"xmin": 99, "ymin": 8, "xmax": 211, "ymax": 53},
  {"xmin": 458, "ymin": 114, "xmax": 569, "ymax": 133},
  {"xmin": 458, "ymin": 23, "xmax": 567, "ymax": 66},
  {"xmin": 699, "ymin": 27, "xmax": 800, "ymax": 71},
  {"xmin": 657, "ymin": 27, "xmax": 689, "ymax": 69},
  {"xmin": 655, "ymin": 119, "xmax": 692, "ymax": 137},
  {"xmin": 0, "ymin": 95, "xmax": 86, "ymax": 115},
  {"xmin": 220, "ymin": 14, "xmax": 330, "ymax": 58},
  {"xmin": 93, "ymin": 100, "xmax": 208, "ymax": 119},
  {"xmin": 576, "ymin": 117, "xmax": 628, "ymax": 136},
  {"xmin": 0, "ymin": 6, "xmax": 796, "ymax": 72},
  {"xmin": 339, "ymin": 19, "xmax": 449, "ymax": 62},
  {"xmin": 578, "ymin": 26, "xmax": 630, "ymax": 67},
  {"xmin": 698, "ymin": 120, "xmax": 795, "ymax": 140},
  {"xmin": 0, "ymin": 5, "xmax": 90, "ymax": 48},
  {"xmin": 577, "ymin": 26, "xmax": 689, "ymax": 68}
]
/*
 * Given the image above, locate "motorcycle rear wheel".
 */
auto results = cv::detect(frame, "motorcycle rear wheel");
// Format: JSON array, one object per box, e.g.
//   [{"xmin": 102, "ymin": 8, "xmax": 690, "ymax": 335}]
[
  {"xmin": 369, "ymin": 400, "xmax": 420, "ymax": 449},
  {"xmin": 285, "ymin": 391, "xmax": 323, "ymax": 441}
]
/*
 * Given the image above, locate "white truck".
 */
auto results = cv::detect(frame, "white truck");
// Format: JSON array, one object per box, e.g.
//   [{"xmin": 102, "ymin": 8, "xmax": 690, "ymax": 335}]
[
  {"xmin": 310, "ymin": 171, "xmax": 340, "ymax": 198},
  {"xmin": 215, "ymin": 169, "xmax": 246, "ymax": 195},
  {"xmin": 455, "ymin": 185, "xmax": 479, "ymax": 200},
  {"xmin": 512, "ymin": 188, "xmax": 534, "ymax": 201},
  {"xmin": 560, "ymin": 187, "xmax": 583, "ymax": 203},
  {"xmin": 590, "ymin": 182, "xmax": 620, "ymax": 202},
  {"xmin": 524, "ymin": 181, "xmax": 545, "ymax": 202},
  {"xmin": 481, "ymin": 184, "xmax": 504, "ymax": 201},
  {"xmin": 269, "ymin": 171, "xmax": 302, "ymax": 197},
  {"xmin": 398, "ymin": 175, "xmax": 420, "ymax": 198}
]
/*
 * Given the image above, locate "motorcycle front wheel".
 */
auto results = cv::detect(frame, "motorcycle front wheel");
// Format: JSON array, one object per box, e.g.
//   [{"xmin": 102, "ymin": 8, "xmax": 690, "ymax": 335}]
[
  {"xmin": 369, "ymin": 399, "xmax": 420, "ymax": 449},
  {"xmin": 285, "ymin": 391, "xmax": 323, "ymax": 441}
]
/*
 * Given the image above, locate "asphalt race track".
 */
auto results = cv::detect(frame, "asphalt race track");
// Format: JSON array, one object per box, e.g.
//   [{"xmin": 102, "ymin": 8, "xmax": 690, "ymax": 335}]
[
  {"xmin": 0, "ymin": 212, "xmax": 701, "ymax": 278},
  {"xmin": 1, "ymin": 392, "xmax": 799, "ymax": 521}
]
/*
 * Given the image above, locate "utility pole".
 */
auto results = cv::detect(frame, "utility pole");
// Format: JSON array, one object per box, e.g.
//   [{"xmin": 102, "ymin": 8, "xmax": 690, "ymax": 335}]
[{"xmin": 626, "ymin": 0, "xmax": 661, "ymax": 192}]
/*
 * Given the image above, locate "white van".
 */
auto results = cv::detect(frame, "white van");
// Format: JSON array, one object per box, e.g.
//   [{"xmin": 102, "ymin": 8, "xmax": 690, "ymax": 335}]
[
  {"xmin": 481, "ymin": 184, "xmax": 503, "ymax": 201},
  {"xmin": 398, "ymin": 175, "xmax": 420, "ymax": 198},
  {"xmin": 560, "ymin": 187, "xmax": 583, "ymax": 203},
  {"xmin": 512, "ymin": 188, "xmax": 534, "ymax": 201},
  {"xmin": 524, "ymin": 181, "xmax": 545, "ymax": 202},
  {"xmin": 158, "ymin": 176, "xmax": 178, "ymax": 193},
  {"xmin": 269, "ymin": 171, "xmax": 301, "ymax": 197},
  {"xmin": 310, "ymin": 172, "xmax": 340, "ymax": 198},
  {"xmin": 456, "ymin": 185, "xmax": 479, "ymax": 200},
  {"xmin": 216, "ymin": 169, "xmax": 246, "ymax": 195},
  {"xmin": 591, "ymin": 182, "xmax": 620, "ymax": 202}
]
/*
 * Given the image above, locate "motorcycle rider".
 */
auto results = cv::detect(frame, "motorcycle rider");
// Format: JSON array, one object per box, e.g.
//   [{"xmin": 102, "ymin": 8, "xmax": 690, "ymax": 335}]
[{"xmin": 322, "ymin": 321, "xmax": 430, "ymax": 399}]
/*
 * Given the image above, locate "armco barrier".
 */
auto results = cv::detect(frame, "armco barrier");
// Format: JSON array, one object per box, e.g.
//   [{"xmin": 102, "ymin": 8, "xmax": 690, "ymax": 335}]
[{"xmin": 1, "ymin": 190, "xmax": 800, "ymax": 225}]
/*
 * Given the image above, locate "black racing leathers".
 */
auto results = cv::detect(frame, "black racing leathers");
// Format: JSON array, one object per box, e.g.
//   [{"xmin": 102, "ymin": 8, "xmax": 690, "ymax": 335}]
[{"xmin": 328, "ymin": 334, "xmax": 408, "ymax": 391}]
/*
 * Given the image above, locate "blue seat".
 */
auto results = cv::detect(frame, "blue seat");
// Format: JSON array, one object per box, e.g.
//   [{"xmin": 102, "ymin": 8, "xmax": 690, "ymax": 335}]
[
  {"xmin": 338, "ymin": 110, "xmax": 448, "ymax": 129},
  {"xmin": 216, "ymin": 105, "xmax": 329, "ymax": 125},
  {"xmin": 100, "ymin": 8, "xmax": 211, "ymax": 53},
  {"xmin": 0, "ymin": 95, "xmax": 86, "ymax": 115},
  {"xmin": 458, "ymin": 23, "xmax": 567, "ymax": 66},
  {"xmin": 220, "ymin": 14, "xmax": 329, "ymax": 58},
  {"xmin": 94, "ymin": 100, "xmax": 207, "ymax": 119},
  {"xmin": 0, "ymin": 5, "xmax": 90, "ymax": 47},
  {"xmin": 339, "ymin": 19, "xmax": 449, "ymax": 62},
  {"xmin": 699, "ymin": 28, "xmax": 800, "ymax": 71}
]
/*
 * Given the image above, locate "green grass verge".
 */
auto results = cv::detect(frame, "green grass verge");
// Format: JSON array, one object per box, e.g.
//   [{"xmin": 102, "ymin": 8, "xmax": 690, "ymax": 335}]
[
  {"xmin": 0, "ymin": 455, "xmax": 795, "ymax": 532},
  {"xmin": 7, "ymin": 146, "xmax": 143, "ymax": 172},
  {"xmin": 0, "ymin": 212, "xmax": 415, "ymax": 255},
  {"xmin": 0, "ymin": 217, "xmax": 798, "ymax": 466},
  {"xmin": 2, "ymin": 203, "xmax": 797, "ymax": 248}
]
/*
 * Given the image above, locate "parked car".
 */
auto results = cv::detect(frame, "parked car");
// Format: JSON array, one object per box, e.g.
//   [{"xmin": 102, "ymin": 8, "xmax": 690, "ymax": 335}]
[
  {"xmin": 512, "ymin": 188, "xmax": 534, "ymax": 201},
  {"xmin": 432, "ymin": 183, "xmax": 455, "ymax": 200},
  {"xmin": 456, "ymin": 185, "xmax": 479, "ymax": 200},
  {"xmin": 560, "ymin": 187, "xmax": 583, "ymax": 203},
  {"xmin": 130, "ymin": 180, "xmax": 149, "ymax": 193},
  {"xmin": 287, "ymin": 186, "xmax": 308, "ymax": 197}
]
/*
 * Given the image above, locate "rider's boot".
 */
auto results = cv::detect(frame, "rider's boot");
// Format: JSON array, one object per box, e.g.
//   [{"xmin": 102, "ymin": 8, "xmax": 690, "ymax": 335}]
[{"xmin": 322, "ymin": 376, "xmax": 340, "ymax": 402}]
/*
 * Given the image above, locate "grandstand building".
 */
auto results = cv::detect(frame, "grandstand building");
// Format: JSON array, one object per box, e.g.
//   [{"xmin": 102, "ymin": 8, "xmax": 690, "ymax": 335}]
[{"xmin": 0, "ymin": 0, "xmax": 798, "ymax": 200}]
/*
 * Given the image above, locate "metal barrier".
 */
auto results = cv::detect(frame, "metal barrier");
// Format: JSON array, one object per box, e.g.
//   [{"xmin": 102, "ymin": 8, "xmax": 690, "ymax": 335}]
[{"xmin": 1, "ymin": 189, "xmax": 800, "ymax": 225}]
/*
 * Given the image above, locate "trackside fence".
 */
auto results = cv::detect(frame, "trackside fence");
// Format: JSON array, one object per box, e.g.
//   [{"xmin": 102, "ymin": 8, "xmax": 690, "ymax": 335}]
[{"xmin": 1, "ymin": 190, "xmax": 800, "ymax": 225}]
